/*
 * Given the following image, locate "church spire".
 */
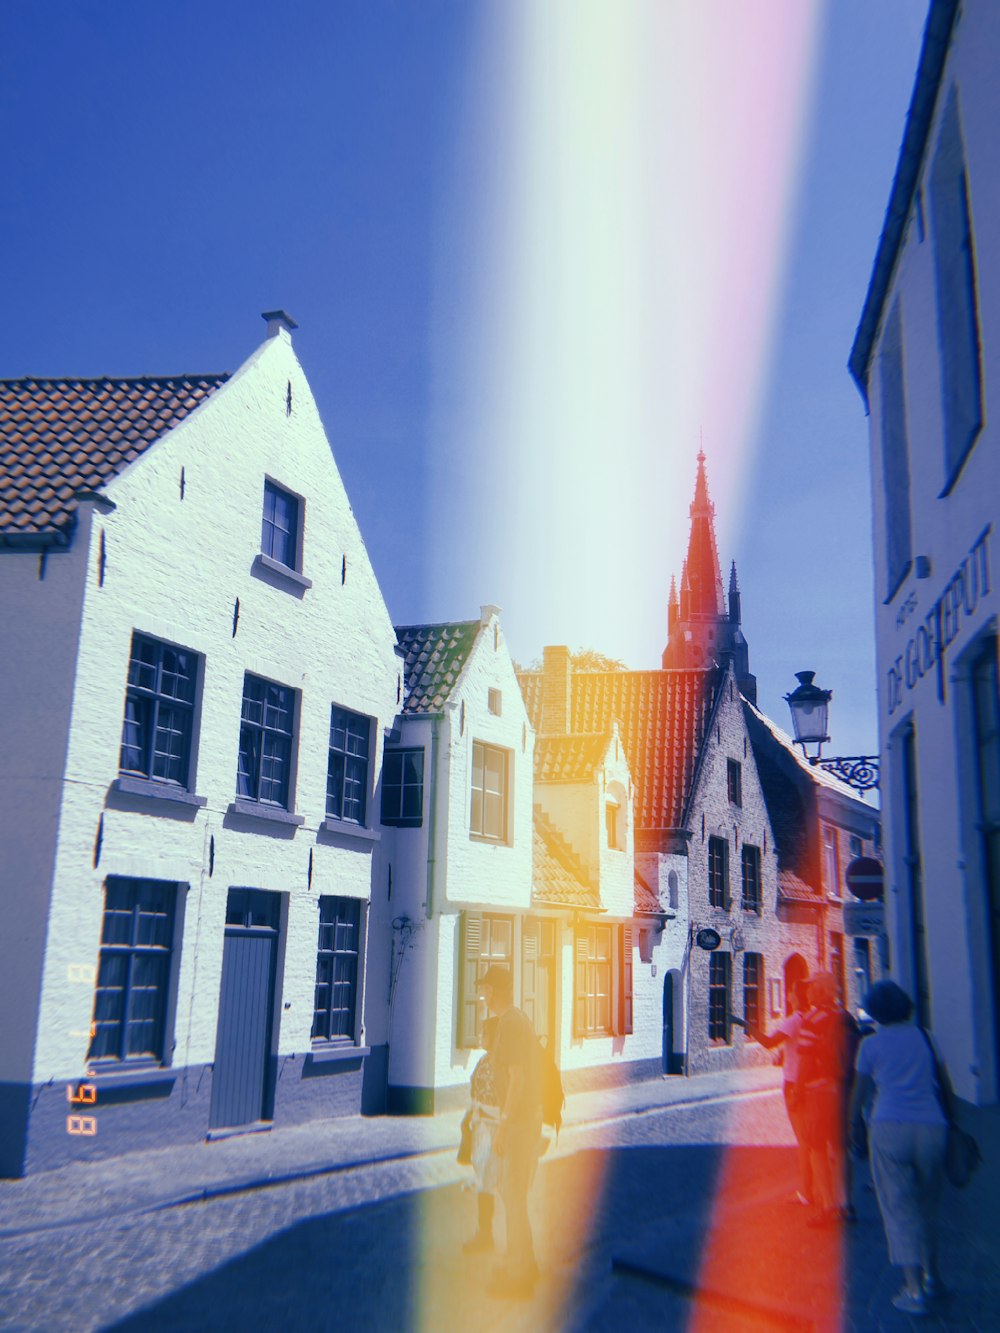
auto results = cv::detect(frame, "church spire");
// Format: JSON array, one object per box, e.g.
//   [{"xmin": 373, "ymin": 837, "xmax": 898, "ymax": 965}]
[
  {"xmin": 661, "ymin": 452, "xmax": 755, "ymax": 703},
  {"xmin": 681, "ymin": 452, "xmax": 725, "ymax": 621},
  {"xmin": 728, "ymin": 560, "xmax": 741, "ymax": 627}
]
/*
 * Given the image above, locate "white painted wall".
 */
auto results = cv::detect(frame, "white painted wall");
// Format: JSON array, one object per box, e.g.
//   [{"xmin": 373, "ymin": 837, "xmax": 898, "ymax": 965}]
[
  {"xmin": 864, "ymin": 2, "xmax": 1000, "ymax": 1101},
  {"xmin": 19, "ymin": 328, "xmax": 400, "ymax": 1085}
]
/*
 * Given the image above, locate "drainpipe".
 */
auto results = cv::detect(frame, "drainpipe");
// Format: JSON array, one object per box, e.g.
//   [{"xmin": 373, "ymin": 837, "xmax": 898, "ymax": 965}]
[{"xmin": 425, "ymin": 716, "xmax": 441, "ymax": 919}]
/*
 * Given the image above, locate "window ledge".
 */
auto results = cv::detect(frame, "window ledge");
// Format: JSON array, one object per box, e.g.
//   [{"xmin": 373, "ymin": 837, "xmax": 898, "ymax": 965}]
[
  {"xmin": 228, "ymin": 800, "xmax": 305, "ymax": 827},
  {"xmin": 469, "ymin": 834, "xmax": 511, "ymax": 847},
  {"xmin": 111, "ymin": 776, "xmax": 207, "ymax": 808},
  {"xmin": 82, "ymin": 1062, "xmax": 175, "ymax": 1091},
  {"xmin": 252, "ymin": 552, "xmax": 313, "ymax": 592},
  {"xmin": 319, "ymin": 818, "xmax": 380, "ymax": 843},
  {"xmin": 306, "ymin": 1043, "xmax": 371, "ymax": 1066}
]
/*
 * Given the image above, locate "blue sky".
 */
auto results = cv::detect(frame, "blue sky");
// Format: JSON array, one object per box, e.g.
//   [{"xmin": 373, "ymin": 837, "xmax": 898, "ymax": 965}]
[{"xmin": 2, "ymin": 1, "xmax": 928, "ymax": 760}]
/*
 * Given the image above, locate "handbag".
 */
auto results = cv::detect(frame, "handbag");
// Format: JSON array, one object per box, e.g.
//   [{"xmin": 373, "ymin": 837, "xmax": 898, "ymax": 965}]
[
  {"xmin": 944, "ymin": 1123, "xmax": 982, "ymax": 1189},
  {"xmin": 457, "ymin": 1108, "xmax": 473, "ymax": 1166},
  {"xmin": 919, "ymin": 1028, "xmax": 982, "ymax": 1189}
]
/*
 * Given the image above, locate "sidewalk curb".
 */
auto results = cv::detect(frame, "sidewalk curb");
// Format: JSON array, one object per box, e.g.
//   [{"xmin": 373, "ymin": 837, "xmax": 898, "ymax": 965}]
[{"xmin": 0, "ymin": 1076, "xmax": 782, "ymax": 1240}]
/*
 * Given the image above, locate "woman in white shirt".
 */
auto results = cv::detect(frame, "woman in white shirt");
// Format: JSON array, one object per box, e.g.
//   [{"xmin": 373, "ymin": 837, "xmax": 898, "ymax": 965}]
[{"xmin": 849, "ymin": 980, "xmax": 951, "ymax": 1316}]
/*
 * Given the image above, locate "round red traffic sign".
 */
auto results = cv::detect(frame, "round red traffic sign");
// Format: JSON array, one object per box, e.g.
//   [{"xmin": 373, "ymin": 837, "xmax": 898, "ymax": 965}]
[{"xmin": 845, "ymin": 856, "xmax": 884, "ymax": 902}]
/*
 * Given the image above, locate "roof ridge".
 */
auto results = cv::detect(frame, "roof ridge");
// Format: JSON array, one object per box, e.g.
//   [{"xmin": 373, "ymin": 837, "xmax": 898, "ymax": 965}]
[
  {"xmin": 0, "ymin": 373, "xmax": 230, "ymax": 386},
  {"xmin": 395, "ymin": 619, "xmax": 480, "ymax": 634}
]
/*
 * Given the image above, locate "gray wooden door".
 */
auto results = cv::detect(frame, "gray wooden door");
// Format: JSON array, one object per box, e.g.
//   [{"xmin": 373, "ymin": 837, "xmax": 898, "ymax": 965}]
[{"xmin": 210, "ymin": 890, "xmax": 280, "ymax": 1129}]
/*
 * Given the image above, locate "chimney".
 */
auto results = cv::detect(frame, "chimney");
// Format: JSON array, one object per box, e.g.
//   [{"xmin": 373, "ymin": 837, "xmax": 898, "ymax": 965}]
[
  {"xmin": 541, "ymin": 645, "xmax": 571, "ymax": 734},
  {"xmin": 262, "ymin": 310, "xmax": 298, "ymax": 340}
]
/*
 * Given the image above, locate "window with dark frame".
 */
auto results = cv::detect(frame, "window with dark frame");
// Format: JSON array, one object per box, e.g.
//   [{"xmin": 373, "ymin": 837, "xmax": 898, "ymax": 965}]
[
  {"xmin": 708, "ymin": 951, "xmax": 732, "ymax": 1043},
  {"xmin": 741, "ymin": 844, "xmax": 762, "ymax": 912},
  {"xmin": 237, "ymin": 673, "xmax": 296, "ymax": 808},
  {"xmin": 878, "ymin": 301, "xmax": 913, "ymax": 597},
  {"xmin": 930, "ymin": 89, "xmax": 984, "ymax": 491},
  {"xmin": 312, "ymin": 896, "xmax": 361, "ymax": 1042},
  {"xmin": 326, "ymin": 706, "xmax": 370, "ymax": 824},
  {"xmin": 470, "ymin": 740, "xmax": 508, "ymax": 841},
  {"xmin": 119, "ymin": 633, "xmax": 197, "ymax": 786},
  {"xmin": 743, "ymin": 952, "xmax": 763, "ymax": 1030},
  {"xmin": 261, "ymin": 479, "xmax": 300, "ymax": 570},
  {"xmin": 381, "ymin": 748, "xmax": 424, "ymax": 827},
  {"xmin": 727, "ymin": 759, "xmax": 742, "ymax": 807},
  {"xmin": 708, "ymin": 835, "xmax": 729, "ymax": 908},
  {"xmin": 88, "ymin": 877, "xmax": 176, "ymax": 1064}
]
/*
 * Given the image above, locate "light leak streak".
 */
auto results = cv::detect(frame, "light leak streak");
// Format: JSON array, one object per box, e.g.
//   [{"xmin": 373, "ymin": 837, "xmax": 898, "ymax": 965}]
[{"xmin": 418, "ymin": 2, "xmax": 828, "ymax": 1328}]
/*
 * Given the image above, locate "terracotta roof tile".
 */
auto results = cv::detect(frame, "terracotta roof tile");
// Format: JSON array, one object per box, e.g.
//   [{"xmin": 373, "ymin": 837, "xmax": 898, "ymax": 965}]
[
  {"xmin": 519, "ymin": 668, "xmax": 716, "ymax": 831},
  {"xmin": 778, "ymin": 869, "xmax": 823, "ymax": 904},
  {"xmin": 394, "ymin": 620, "xmax": 480, "ymax": 715},
  {"xmin": 534, "ymin": 732, "xmax": 613, "ymax": 783},
  {"xmin": 634, "ymin": 868, "xmax": 661, "ymax": 914},
  {"xmin": 532, "ymin": 808, "xmax": 600, "ymax": 910},
  {"xmin": 0, "ymin": 375, "xmax": 228, "ymax": 542}
]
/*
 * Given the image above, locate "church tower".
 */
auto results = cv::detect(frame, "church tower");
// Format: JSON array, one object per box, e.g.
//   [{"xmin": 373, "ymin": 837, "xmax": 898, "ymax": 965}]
[{"xmin": 661, "ymin": 452, "xmax": 757, "ymax": 704}]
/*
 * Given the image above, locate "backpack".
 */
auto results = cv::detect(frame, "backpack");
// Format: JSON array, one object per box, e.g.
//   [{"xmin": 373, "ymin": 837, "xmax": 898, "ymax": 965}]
[{"xmin": 538, "ymin": 1035, "xmax": 565, "ymax": 1134}]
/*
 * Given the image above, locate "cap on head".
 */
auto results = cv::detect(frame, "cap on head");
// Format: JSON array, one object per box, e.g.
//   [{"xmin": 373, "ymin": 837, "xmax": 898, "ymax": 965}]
[{"xmin": 479, "ymin": 965, "xmax": 513, "ymax": 999}]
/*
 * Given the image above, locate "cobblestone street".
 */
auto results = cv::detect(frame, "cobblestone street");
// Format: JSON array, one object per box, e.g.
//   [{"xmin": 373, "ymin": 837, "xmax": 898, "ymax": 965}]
[{"xmin": 1, "ymin": 1077, "xmax": 998, "ymax": 1332}]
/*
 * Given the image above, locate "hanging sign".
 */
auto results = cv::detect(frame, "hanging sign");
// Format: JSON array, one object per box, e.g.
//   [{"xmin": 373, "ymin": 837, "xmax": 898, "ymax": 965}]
[
  {"xmin": 695, "ymin": 928, "xmax": 722, "ymax": 951},
  {"xmin": 843, "ymin": 900, "xmax": 885, "ymax": 937}
]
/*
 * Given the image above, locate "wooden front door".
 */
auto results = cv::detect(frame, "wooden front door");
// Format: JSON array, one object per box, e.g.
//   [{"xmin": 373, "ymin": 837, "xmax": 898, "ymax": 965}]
[{"xmin": 210, "ymin": 889, "xmax": 281, "ymax": 1130}]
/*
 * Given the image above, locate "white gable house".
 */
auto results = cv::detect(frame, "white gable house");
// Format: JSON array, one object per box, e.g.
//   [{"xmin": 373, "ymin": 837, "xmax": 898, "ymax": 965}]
[{"xmin": 0, "ymin": 314, "xmax": 400, "ymax": 1175}]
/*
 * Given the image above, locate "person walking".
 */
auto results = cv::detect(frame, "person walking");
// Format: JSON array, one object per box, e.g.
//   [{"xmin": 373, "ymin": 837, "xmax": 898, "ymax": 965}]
[
  {"xmin": 462, "ymin": 1016, "xmax": 501, "ymax": 1254},
  {"xmin": 478, "ymin": 964, "xmax": 542, "ymax": 1299},
  {"xmin": 795, "ymin": 972, "xmax": 861, "ymax": 1225},
  {"xmin": 744, "ymin": 978, "xmax": 813, "ymax": 1204},
  {"xmin": 849, "ymin": 980, "xmax": 950, "ymax": 1316}
]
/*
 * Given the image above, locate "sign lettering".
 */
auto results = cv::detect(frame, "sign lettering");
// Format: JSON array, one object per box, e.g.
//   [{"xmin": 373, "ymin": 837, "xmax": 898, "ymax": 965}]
[{"xmin": 887, "ymin": 525, "xmax": 992, "ymax": 716}]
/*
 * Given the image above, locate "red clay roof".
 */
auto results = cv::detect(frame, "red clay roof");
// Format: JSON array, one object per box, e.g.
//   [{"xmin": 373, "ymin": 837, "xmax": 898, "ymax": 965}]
[
  {"xmin": 534, "ymin": 733, "xmax": 613, "ymax": 783},
  {"xmin": 532, "ymin": 808, "xmax": 600, "ymax": 910},
  {"xmin": 634, "ymin": 868, "xmax": 661, "ymax": 914},
  {"xmin": 778, "ymin": 869, "xmax": 823, "ymax": 904},
  {"xmin": 0, "ymin": 375, "xmax": 228, "ymax": 542},
  {"xmin": 394, "ymin": 621, "xmax": 480, "ymax": 714},
  {"xmin": 520, "ymin": 668, "xmax": 716, "ymax": 830}
]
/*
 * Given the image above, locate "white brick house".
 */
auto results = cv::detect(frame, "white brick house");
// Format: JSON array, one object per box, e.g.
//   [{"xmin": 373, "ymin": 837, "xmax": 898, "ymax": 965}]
[
  {"xmin": 0, "ymin": 313, "xmax": 400, "ymax": 1175},
  {"xmin": 849, "ymin": 0, "xmax": 1000, "ymax": 1103},
  {"xmin": 373, "ymin": 609, "xmax": 535, "ymax": 1111}
]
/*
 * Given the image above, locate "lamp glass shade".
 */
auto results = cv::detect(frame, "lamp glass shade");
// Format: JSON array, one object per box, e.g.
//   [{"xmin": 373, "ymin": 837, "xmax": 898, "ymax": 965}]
[{"xmin": 784, "ymin": 671, "xmax": 832, "ymax": 747}]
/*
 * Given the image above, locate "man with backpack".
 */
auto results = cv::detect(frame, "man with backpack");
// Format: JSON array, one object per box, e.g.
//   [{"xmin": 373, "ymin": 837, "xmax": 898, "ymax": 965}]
[{"xmin": 478, "ymin": 964, "xmax": 543, "ymax": 1299}]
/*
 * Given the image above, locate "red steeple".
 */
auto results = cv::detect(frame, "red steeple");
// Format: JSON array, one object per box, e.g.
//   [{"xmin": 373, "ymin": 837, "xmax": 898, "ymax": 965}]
[
  {"xmin": 662, "ymin": 452, "xmax": 755, "ymax": 703},
  {"xmin": 679, "ymin": 450, "xmax": 725, "ymax": 623}
]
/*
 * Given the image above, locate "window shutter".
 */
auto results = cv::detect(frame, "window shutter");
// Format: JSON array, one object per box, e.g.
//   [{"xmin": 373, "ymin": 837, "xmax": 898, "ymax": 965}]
[
  {"xmin": 723, "ymin": 839, "xmax": 731, "ymax": 910},
  {"xmin": 619, "ymin": 924, "xmax": 634, "ymax": 1035},
  {"xmin": 459, "ymin": 911, "xmax": 483, "ymax": 1049},
  {"xmin": 521, "ymin": 920, "xmax": 538, "ymax": 1031},
  {"xmin": 573, "ymin": 930, "xmax": 589, "ymax": 1037}
]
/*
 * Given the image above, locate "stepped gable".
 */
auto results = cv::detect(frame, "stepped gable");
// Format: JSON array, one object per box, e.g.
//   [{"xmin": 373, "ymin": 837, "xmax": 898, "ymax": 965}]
[
  {"xmin": 778, "ymin": 868, "xmax": 822, "ymax": 904},
  {"xmin": 0, "ymin": 375, "xmax": 228, "ymax": 542},
  {"xmin": 532, "ymin": 807, "xmax": 600, "ymax": 909},
  {"xmin": 394, "ymin": 620, "xmax": 480, "ymax": 714},
  {"xmin": 634, "ymin": 868, "xmax": 661, "ymax": 914},
  {"xmin": 534, "ymin": 732, "xmax": 613, "ymax": 784},
  {"xmin": 520, "ymin": 667, "xmax": 716, "ymax": 832}
]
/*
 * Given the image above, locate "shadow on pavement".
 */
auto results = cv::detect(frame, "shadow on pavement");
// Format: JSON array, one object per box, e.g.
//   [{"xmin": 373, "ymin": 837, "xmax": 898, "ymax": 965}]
[{"xmin": 100, "ymin": 1138, "xmax": 995, "ymax": 1332}]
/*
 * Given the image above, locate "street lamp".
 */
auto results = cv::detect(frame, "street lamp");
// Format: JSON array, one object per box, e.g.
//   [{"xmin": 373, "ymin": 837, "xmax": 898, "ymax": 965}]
[{"xmin": 784, "ymin": 670, "xmax": 879, "ymax": 793}]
